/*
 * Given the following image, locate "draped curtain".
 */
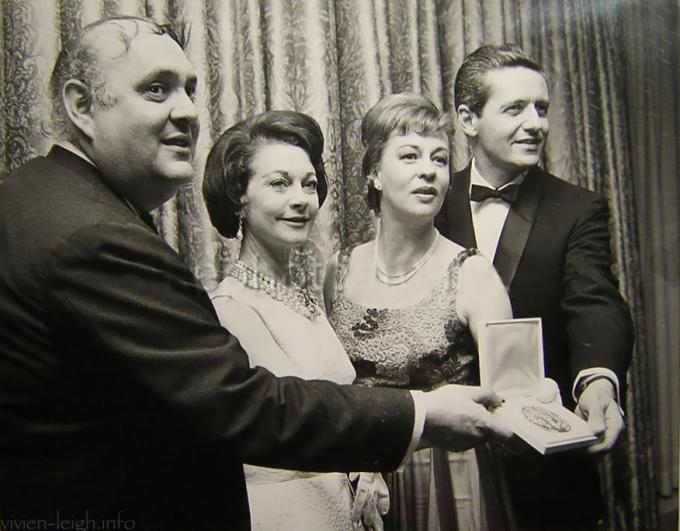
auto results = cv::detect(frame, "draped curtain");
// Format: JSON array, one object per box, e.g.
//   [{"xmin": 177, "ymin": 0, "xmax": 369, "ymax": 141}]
[
  {"xmin": 622, "ymin": 0, "xmax": 680, "ymax": 503},
  {"xmin": 1, "ymin": 0, "xmax": 667, "ymax": 529}
]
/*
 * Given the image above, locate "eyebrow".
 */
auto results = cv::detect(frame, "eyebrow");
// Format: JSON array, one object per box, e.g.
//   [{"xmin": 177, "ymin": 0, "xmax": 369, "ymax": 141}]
[
  {"xmin": 260, "ymin": 170, "xmax": 317, "ymax": 179},
  {"xmin": 137, "ymin": 69, "xmax": 197, "ymax": 87},
  {"xmin": 396, "ymin": 143, "xmax": 449, "ymax": 152},
  {"xmin": 503, "ymin": 97, "xmax": 549, "ymax": 107}
]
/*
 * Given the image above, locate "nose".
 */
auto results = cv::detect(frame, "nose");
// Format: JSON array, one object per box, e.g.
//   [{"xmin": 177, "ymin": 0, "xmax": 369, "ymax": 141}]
[
  {"xmin": 523, "ymin": 105, "xmax": 548, "ymax": 132},
  {"xmin": 417, "ymin": 163, "xmax": 437, "ymax": 182},
  {"xmin": 170, "ymin": 90, "xmax": 199, "ymax": 126},
  {"xmin": 288, "ymin": 182, "xmax": 311, "ymax": 209}
]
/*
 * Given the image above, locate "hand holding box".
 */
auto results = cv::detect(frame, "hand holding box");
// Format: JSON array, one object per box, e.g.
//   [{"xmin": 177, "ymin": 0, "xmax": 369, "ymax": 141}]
[{"xmin": 479, "ymin": 318, "xmax": 597, "ymax": 454}]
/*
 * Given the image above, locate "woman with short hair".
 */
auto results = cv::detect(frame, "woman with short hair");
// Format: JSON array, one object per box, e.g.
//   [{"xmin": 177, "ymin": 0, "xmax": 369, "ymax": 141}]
[{"xmin": 326, "ymin": 93, "xmax": 515, "ymax": 531}]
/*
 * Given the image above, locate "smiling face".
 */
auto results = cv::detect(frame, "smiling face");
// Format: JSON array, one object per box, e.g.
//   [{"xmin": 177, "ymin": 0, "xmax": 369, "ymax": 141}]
[
  {"xmin": 241, "ymin": 142, "xmax": 320, "ymax": 255},
  {"xmin": 461, "ymin": 66, "xmax": 549, "ymax": 185},
  {"xmin": 87, "ymin": 28, "xmax": 199, "ymax": 211},
  {"xmin": 374, "ymin": 132, "xmax": 450, "ymax": 222}
]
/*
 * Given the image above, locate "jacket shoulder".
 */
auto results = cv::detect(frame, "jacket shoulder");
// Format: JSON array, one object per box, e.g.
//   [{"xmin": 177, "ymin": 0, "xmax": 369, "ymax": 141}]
[
  {"xmin": 537, "ymin": 168, "xmax": 601, "ymax": 202},
  {"xmin": 1, "ymin": 156, "xmax": 156, "ymax": 286},
  {"xmin": 533, "ymin": 168, "xmax": 606, "ymax": 219}
]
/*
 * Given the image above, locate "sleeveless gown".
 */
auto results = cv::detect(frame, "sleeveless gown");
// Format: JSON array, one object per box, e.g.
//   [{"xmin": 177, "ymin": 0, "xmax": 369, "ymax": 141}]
[
  {"xmin": 328, "ymin": 247, "xmax": 514, "ymax": 531},
  {"xmin": 211, "ymin": 273, "xmax": 356, "ymax": 531}
]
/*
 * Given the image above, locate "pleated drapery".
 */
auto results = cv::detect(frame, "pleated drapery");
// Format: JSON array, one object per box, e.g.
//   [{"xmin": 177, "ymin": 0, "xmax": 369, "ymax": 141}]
[
  {"xmin": 622, "ymin": 0, "xmax": 680, "ymax": 503},
  {"xmin": 0, "ymin": 1, "xmax": 669, "ymax": 529}
]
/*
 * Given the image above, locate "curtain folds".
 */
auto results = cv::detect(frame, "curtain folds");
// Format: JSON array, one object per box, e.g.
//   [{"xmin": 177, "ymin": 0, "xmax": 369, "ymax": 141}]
[
  {"xmin": 1, "ymin": 1, "xmax": 667, "ymax": 529},
  {"xmin": 622, "ymin": 0, "xmax": 680, "ymax": 503}
]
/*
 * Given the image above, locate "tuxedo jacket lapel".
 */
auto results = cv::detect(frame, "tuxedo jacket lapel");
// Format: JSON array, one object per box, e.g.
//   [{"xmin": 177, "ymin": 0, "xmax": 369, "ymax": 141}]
[
  {"xmin": 442, "ymin": 166, "xmax": 477, "ymax": 248},
  {"xmin": 493, "ymin": 167, "xmax": 543, "ymax": 288}
]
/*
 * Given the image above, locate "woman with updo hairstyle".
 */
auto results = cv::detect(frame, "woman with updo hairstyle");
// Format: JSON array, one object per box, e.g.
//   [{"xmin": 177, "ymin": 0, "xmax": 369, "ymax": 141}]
[
  {"xmin": 203, "ymin": 110, "xmax": 387, "ymax": 531},
  {"xmin": 326, "ymin": 93, "xmax": 516, "ymax": 531},
  {"xmin": 203, "ymin": 110, "xmax": 328, "ymax": 239}
]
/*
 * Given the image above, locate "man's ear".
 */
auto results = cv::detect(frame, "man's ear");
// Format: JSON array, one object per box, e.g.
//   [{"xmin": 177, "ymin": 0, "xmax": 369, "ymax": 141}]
[
  {"xmin": 456, "ymin": 104, "xmax": 478, "ymax": 138},
  {"xmin": 63, "ymin": 80, "xmax": 95, "ymax": 140}
]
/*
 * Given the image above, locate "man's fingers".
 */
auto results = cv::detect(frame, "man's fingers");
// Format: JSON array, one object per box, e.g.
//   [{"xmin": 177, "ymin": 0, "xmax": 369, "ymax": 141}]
[
  {"xmin": 585, "ymin": 403, "xmax": 607, "ymax": 438},
  {"xmin": 586, "ymin": 402, "xmax": 624, "ymax": 454},
  {"xmin": 574, "ymin": 403, "xmax": 587, "ymax": 421},
  {"xmin": 469, "ymin": 387, "xmax": 504, "ymax": 409},
  {"xmin": 377, "ymin": 490, "xmax": 390, "ymax": 515},
  {"xmin": 482, "ymin": 412, "xmax": 514, "ymax": 441}
]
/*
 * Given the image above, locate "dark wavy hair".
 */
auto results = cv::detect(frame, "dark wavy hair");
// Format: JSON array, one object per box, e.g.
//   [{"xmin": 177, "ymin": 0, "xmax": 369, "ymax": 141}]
[
  {"xmin": 203, "ymin": 110, "xmax": 329, "ymax": 238},
  {"xmin": 46, "ymin": 16, "xmax": 188, "ymax": 141},
  {"xmin": 454, "ymin": 44, "xmax": 547, "ymax": 115},
  {"xmin": 361, "ymin": 93, "xmax": 453, "ymax": 214}
]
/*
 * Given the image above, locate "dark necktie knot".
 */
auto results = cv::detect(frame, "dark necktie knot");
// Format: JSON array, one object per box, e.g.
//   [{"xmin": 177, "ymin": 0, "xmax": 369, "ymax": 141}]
[{"xmin": 470, "ymin": 183, "xmax": 519, "ymax": 204}]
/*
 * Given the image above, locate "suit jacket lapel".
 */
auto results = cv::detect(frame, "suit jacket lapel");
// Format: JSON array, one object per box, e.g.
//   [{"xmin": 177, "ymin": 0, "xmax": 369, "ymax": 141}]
[
  {"xmin": 440, "ymin": 166, "xmax": 477, "ymax": 248},
  {"xmin": 493, "ymin": 166, "xmax": 543, "ymax": 288}
]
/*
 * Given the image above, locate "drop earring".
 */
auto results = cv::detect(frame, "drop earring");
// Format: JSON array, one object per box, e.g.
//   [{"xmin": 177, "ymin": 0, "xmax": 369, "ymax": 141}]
[{"xmin": 236, "ymin": 211, "xmax": 244, "ymax": 240}]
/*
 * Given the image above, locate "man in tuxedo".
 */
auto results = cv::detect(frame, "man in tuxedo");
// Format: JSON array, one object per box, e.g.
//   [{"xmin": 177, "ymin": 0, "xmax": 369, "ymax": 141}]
[
  {"xmin": 0, "ymin": 17, "xmax": 511, "ymax": 530},
  {"xmin": 435, "ymin": 44, "xmax": 633, "ymax": 530}
]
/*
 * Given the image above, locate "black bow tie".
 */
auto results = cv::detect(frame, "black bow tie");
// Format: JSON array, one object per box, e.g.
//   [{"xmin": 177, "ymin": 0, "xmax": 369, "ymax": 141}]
[{"xmin": 470, "ymin": 184, "xmax": 520, "ymax": 204}]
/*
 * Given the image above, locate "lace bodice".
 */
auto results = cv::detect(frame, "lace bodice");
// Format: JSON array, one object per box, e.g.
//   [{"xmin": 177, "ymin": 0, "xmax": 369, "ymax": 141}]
[{"xmin": 328, "ymin": 247, "xmax": 479, "ymax": 391}]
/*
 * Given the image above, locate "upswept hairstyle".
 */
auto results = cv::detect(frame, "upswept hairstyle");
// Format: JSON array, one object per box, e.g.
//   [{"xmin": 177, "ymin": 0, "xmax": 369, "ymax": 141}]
[
  {"xmin": 47, "ymin": 16, "xmax": 188, "ymax": 141},
  {"xmin": 361, "ymin": 92, "xmax": 453, "ymax": 213},
  {"xmin": 203, "ymin": 110, "xmax": 329, "ymax": 238},
  {"xmin": 454, "ymin": 44, "xmax": 547, "ymax": 115}
]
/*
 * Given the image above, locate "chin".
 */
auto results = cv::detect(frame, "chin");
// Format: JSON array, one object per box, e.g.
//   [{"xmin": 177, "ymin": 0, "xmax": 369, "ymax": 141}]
[
  {"xmin": 276, "ymin": 231, "xmax": 311, "ymax": 248},
  {"xmin": 288, "ymin": 235, "xmax": 311, "ymax": 247},
  {"xmin": 158, "ymin": 161, "xmax": 196, "ymax": 182},
  {"xmin": 514, "ymin": 153, "xmax": 541, "ymax": 167},
  {"xmin": 404, "ymin": 207, "xmax": 439, "ymax": 222}
]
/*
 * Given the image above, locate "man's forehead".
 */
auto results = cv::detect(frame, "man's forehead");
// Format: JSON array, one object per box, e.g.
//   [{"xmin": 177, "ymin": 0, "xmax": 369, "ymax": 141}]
[
  {"xmin": 485, "ymin": 67, "xmax": 549, "ymax": 100},
  {"xmin": 86, "ymin": 22, "xmax": 190, "ymax": 70}
]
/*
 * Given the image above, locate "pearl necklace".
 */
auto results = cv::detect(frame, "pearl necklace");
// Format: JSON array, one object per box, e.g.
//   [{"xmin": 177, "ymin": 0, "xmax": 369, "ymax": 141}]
[
  {"xmin": 229, "ymin": 260, "xmax": 322, "ymax": 320},
  {"xmin": 374, "ymin": 230, "xmax": 440, "ymax": 286}
]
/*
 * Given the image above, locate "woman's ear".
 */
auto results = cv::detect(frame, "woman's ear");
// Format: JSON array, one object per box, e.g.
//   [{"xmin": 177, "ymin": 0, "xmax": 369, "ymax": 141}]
[
  {"xmin": 456, "ymin": 104, "xmax": 479, "ymax": 138},
  {"xmin": 239, "ymin": 193, "xmax": 249, "ymax": 208},
  {"xmin": 371, "ymin": 171, "xmax": 383, "ymax": 191},
  {"xmin": 63, "ymin": 80, "xmax": 95, "ymax": 140}
]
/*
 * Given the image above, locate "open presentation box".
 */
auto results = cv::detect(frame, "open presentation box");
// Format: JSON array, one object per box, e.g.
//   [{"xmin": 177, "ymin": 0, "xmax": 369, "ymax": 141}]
[{"xmin": 479, "ymin": 318, "xmax": 597, "ymax": 454}]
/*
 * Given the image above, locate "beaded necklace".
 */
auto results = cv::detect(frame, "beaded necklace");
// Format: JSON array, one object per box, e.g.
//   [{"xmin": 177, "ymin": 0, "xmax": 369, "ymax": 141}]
[
  {"xmin": 374, "ymin": 229, "xmax": 440, "ymax": 286},
  {"xmin": 229, "ymin": 260, "xmax": 322, "ymax": 320}
]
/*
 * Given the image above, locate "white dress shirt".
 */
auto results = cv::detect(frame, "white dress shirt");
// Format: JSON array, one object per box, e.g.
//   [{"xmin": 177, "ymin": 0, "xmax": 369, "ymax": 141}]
[{"xmin": 469, "ymin": 159, "xmax": 526, "ymax": 261}]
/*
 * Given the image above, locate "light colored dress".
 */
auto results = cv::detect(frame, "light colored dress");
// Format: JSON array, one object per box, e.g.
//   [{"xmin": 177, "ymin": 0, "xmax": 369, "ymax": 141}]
[
  {"xmin": 328, "ymin": 247, "xmax": 513, "ymax": 531},
  {"xmin": 211, "ymin": 267, "xmax": 356, "ymax": 531}
]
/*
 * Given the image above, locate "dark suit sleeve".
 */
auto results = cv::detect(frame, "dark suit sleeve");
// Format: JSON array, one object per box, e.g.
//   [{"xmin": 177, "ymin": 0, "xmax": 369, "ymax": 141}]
[
  {"xmin": 561, "ymin": 196, "xmax": 633, "ymax": 387},
  {"xmin": 45, "ymin": 220, "xmax": 413, "ymax": 472}
]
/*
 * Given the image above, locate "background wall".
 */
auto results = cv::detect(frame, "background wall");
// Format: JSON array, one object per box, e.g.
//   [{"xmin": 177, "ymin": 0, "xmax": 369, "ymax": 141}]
[{"xmin": 1, "ymin": 1, "xmax": 677, "ymax": 529}]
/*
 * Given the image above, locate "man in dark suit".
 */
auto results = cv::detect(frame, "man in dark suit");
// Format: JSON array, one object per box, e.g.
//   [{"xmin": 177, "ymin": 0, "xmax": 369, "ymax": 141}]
[
  {"xmin": 435, "ymin": 44, "xmax": 633, "ymax": 530},
  {"xmin": 0, "ymin": 17, "xmax": 511, "ymax": 531}
]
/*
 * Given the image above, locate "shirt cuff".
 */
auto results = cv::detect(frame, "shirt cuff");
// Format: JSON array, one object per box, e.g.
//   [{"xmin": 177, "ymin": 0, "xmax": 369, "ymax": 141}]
[
  {"xmin": 572, "ymin": 368, "xmax": 623, "ymax": 414},
  {"xmin": 400, "ymin": 390, "xmax": 426, "ymax": 470}
]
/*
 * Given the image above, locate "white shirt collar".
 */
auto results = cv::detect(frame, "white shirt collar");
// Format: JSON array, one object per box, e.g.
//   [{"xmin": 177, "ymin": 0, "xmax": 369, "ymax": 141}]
[
  {"xmin": 469, "ymin": 158, "xmax": 527, "ymax": 193},
  {"xmin": 56, "ymin": 141, "xmax": 97, "ymax": 168}
]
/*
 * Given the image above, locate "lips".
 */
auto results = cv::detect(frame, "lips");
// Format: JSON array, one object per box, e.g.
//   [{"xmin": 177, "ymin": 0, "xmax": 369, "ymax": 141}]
[
  {"xmin": 279, "ymin": 216, "xmax": 310, "ymax": 223},
  {"xmin": 161, "ymin": 135, "xmax": 192, "ymax": 149},
  {"xmin": 514, "ymin": 137, "xmax": 542, "ymax": 145},
  {"xmin": 413, "ymin": 186, "xmax": 438, "ymax": 196}
]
